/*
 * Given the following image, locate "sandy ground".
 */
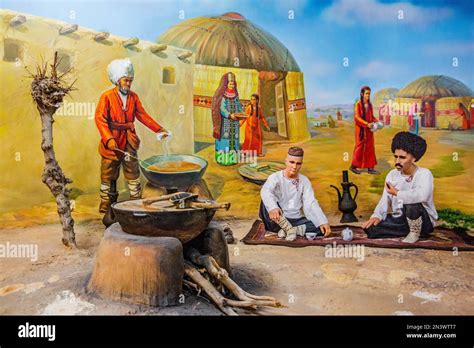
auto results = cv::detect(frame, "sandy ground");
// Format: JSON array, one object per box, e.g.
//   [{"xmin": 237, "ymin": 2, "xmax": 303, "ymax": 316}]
[{"xmin": 1, "ymin": 215, "xmax": 473, "ymax": 315}]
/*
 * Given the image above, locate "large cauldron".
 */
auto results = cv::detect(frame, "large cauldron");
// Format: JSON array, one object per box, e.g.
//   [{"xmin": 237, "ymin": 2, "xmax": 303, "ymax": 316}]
[
  {"xmin": 112, "ymin": 199, "xmax": 217, "ymax": 243},
  {"xmin": 139, "ymin": 154, "xmax": 208, "ymax": 190}
]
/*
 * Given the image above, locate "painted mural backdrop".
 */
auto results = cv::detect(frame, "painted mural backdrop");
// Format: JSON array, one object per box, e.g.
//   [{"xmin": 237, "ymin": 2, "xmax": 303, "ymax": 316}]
[
  {"xmin": 2, "ymin": 0, "xmax": 474, "ymax": 322},
  {"xmin": 1, "ymin": 0, "xmax": 472, "ymax": 228}
]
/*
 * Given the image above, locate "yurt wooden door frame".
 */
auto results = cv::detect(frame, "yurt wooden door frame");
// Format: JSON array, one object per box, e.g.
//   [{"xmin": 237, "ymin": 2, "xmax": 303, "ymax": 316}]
[
  {"xmin": 275, "ymin": 80, "xmax": 288, "ymax": 138},
  {"xmin": 258, "ymin": 71, "xmax": 289, "ymax": 139}
]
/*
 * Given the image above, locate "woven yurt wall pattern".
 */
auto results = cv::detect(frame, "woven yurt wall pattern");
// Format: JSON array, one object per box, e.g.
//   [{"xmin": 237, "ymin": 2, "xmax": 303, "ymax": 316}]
[
  {"xmin": 391, "ymin": 97, "xmax": 422, "ymax": 129},
  {"xmin": 285, "ymin": 71, "xmax": 310, "ymax": 141}
]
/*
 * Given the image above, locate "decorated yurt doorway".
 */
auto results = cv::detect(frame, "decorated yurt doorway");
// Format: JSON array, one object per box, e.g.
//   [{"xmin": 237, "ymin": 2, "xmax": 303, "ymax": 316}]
[
  {"xmin": 421, "ymin": 100, "xmax": 436, "ymax": 127},
  {"xmin": 275, "ymin": 80, "xmax": 288, "ymax": 137},
  {"xmin": 258, "ymin": 71, "xmax": 288, "ymax": 139}
]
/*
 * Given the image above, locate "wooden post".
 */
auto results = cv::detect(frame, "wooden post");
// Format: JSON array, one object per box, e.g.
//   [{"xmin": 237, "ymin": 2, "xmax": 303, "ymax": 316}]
[{"xmin": 28, "ymin": 52, "xmax": 77, "ymax": 247}]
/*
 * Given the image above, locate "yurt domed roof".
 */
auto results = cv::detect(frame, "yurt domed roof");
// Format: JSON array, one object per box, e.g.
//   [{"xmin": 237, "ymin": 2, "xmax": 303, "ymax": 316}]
[
  {"xmin": 158, "ymin": 12, "xmax": 300, "ymax": 72},
  {"xmin": 373, "ymin": 88, "xmax": 399, "ymax": 105},
  {"xmin": 397, "ymin": 75, "xmax": 473, "ymax": 99}
]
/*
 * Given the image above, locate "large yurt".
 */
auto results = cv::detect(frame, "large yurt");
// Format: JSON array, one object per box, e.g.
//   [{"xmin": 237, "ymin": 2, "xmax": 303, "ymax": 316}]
[
  {"xmin": 392, "ymin": 75, "xmax": 473, "ymax": 129},
  {"xmin": 372, "ymin": 87, "xmax": 399, "ymax": 125},
  {"xmin": 158, "ymin": 12, "xmax": 310, "ymax": 142}
]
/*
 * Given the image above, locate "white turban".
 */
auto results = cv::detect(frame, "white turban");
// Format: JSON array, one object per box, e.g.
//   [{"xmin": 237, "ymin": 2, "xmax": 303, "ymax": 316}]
[{"xmin": 107, "ymin": 58, "xmax": 134, "ymax": 85}]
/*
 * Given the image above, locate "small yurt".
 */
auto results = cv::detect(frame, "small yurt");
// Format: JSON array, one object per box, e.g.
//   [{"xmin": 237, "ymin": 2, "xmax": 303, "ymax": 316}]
[
  {"xmin": 392, "ymin": 75, "xmax": 473, "ymax": 129},
  {"xmin": 158, "ymin": 12, "xmax": 310, "ymax": 142},
  {"xmin": 372, "ymin": 87, "xmax": 399, "ymax": 125}
]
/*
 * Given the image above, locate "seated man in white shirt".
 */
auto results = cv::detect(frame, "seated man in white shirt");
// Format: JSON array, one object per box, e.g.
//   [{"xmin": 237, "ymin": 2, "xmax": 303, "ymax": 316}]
[
  {"xmin": 259, "ymin": 146, "xmax": 331, "ymax": 241},
  {"xmin": 362, "ymin": 132, "xmax": 437, "ymax": 243}
]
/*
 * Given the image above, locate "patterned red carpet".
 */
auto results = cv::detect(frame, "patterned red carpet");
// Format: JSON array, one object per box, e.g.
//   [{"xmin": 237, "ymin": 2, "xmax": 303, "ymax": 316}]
[{"xmin": 242, "ymin": 220, "xmax": 474, "ymax": 251}]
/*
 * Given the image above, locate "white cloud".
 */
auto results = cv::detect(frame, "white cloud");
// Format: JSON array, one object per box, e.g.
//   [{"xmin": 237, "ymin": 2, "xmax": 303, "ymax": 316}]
[
  {"xmin": 355, "ymin": 60, "xmax": 403, "ymax": 78},
  {"xmin": 322, "ymin": 0, "xmax": 453, "ymax": 27},
  {"xmin": 421, "ymin": 41, "xmax": 474, "ymax": 57}
]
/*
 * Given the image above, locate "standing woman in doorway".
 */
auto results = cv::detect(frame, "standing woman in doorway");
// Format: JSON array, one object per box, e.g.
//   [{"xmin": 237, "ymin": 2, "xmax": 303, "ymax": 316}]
[
  {"xmin": 211, "ymin": 72, "xmax": 244, "ymax": 165},
  {"xmin": 241, "ymin": 94, "xmax": 270, "ymax": 157}
]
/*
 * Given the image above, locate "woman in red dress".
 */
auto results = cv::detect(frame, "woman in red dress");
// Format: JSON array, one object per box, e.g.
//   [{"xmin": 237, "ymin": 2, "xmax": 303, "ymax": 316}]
[
  {"xmin": 350, "ymin": 86, "xmax": 378, "ymax": 175},
  {"xmin": 241, "ymin": 94, "xmax": 270, "ymax": 156}
]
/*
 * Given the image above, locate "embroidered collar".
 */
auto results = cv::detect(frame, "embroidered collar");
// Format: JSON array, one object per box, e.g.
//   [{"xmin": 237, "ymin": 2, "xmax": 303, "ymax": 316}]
[
  {"xmin": 401, "ymin": 166, "xmax": 418, "ymax": 182},
  {"xmin": 283, "ymin": 172, "xmax": 300, "ymax": 190},
  {"xmin": 224, "ymin": 88, "xmax": 237, "ymax": 99}
]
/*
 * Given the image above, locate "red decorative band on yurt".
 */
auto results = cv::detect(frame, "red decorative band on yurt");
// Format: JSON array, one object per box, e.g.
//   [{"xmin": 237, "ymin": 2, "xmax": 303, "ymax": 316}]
[
  {"xmin": 287, "ymin": 98, "xmax": 306, "ymax": 112},
  {"xmin": 193, "ymin": 95, "xmax": 250, "ymax": 108}
]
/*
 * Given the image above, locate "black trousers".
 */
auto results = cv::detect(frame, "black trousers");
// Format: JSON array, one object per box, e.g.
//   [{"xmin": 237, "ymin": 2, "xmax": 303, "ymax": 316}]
[
  {"xmin": 259, "ymin": 201, "xmax": 322, "ymax": 235},
  {"xmin": 364, "ymin": 203, "xmax": 434, "ymax": 239}
]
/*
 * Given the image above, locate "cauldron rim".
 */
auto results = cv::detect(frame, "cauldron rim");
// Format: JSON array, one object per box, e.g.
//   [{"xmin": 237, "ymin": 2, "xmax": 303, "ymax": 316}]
[
  {"xmin": 110, "ymin": 200, "xmax": 217, "ymax": 243},
  {"xmin": 139, "ymin": 154, "xmax": 208, "ymax": 174},
  {"xmin": 139, "ymin": 154, "xmax": 208, "ymax": 188}
]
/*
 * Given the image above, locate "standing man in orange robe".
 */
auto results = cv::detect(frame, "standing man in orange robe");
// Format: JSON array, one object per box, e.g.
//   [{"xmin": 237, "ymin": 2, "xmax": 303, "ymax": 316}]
[
  {"xmin": 95, "ymin": 58, "xmax": 170, "ymax": 212},
  {"xmin": 349, "ymin": 86, "xmax": 378, "ymax": 175},
  {"xmin": 241, "ymin": 94, "xmax": 270, "ymax": 157}
]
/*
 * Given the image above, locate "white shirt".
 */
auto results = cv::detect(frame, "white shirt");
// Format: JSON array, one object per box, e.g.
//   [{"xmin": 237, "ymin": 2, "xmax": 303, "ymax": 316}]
[
  {"xmin": 261, "ymin": 171, "xmax": 328, "ymax": 227},
  {"xmin": 371, "ymin": 167, "xmax": 438, "ymax": 225},
  {"xmin": 119, "ymin": 90, "xmax": 128, "ymax": 110}
]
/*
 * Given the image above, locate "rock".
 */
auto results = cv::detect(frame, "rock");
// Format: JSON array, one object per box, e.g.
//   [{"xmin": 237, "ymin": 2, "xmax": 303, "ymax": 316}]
[
  {"xmin": 207, "ymin": 221, "xmax": 235, "ymax": 244},
  {"xmin": 223, "ymin": 226, "xmax": 235, "ymax": 244},
  {"xmin": 186, "ymin": 226, "xmax": 231, "ymax": 275},
  {"xmin": 87, "ymin": 223, "xmax": 183, "ymax": 307}
]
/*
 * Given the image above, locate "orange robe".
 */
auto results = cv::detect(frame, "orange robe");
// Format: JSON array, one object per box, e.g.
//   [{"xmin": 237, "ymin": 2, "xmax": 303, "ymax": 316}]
[
  {"xmin": 95, "ymin": 87, "xmax": 163, "ymax": 160},
  {"xmin": 352, "ymin": 101, "xmax": 377, "ymax": 169},
  {"xmin": 241, "ymin": 104, "xmax": 269, "ymax": 155}
]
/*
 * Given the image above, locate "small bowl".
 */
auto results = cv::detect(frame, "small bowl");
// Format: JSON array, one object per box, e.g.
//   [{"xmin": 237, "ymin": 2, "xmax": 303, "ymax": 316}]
[{"xmin": 305, "ymin": 232, "xmax": 318, "ymax": 240}]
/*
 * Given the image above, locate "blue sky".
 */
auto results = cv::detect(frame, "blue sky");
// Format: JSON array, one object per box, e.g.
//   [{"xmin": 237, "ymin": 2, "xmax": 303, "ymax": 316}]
[{"xmin": 2, "ymin": 0, "xmax": 473, "ymax": 106}]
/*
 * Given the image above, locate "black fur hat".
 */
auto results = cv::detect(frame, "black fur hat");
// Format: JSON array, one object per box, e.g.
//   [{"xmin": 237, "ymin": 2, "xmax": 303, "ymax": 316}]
[{"xmin": 391, "ymin": 132, "xmax": 427, "ymax": 162}]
